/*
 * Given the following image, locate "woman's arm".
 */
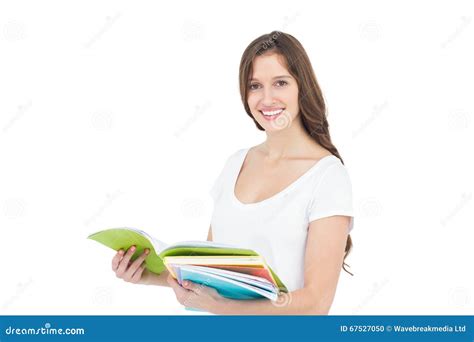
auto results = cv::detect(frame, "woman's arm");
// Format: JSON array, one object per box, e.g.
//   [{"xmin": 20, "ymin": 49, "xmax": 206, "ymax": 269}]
[
  {"xmin": 169, "ymin": 215, "xmax": 351, "ymax": 314},
  {"xmin": 207, "ymin": 224, "xmax": 212, "ymax": 241},
  {"xmin": 140, "ymin": 269, "xmax": 170, "ymax": 287}
]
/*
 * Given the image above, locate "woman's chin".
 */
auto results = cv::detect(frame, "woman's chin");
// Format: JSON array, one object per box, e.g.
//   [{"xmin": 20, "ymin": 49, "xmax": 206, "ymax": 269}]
[{"xmin": 260, "ymin": 114, "xmax": 294, "ymax": 131}]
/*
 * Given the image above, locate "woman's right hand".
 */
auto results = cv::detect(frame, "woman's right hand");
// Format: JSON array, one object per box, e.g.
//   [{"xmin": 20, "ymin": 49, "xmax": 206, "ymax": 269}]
[{"xmin": 112, "ymin": 245, "xmax": 149, "ymax": 284}]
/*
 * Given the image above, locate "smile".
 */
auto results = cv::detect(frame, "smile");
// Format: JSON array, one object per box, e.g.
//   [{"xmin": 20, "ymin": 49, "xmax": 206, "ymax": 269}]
[{"xmin": 260, "ymin": 108, "xmax": 284, "ymax": 117}]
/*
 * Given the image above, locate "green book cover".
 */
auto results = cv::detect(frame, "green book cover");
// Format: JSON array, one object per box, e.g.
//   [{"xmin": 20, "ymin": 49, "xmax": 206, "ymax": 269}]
[{"xmin": 87, "ymin": 227, "xmax": 288, "ymax": 293}]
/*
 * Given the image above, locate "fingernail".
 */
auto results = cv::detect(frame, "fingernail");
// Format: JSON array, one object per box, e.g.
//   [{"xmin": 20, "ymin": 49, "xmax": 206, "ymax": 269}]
[
  {"xmin": 131, "ymin": 246, "xmax": 136, "ymax": 251},
  {"xmin": 118, "ymin": 249, "xmax": 124, "ymax": 255},
  {"xmin": 144, "ymin": 249, "xmax": 149, "ymax": 254},
  {"xmin": 183, "ymin": 281, "xmax": 189, "ymax": 286}
]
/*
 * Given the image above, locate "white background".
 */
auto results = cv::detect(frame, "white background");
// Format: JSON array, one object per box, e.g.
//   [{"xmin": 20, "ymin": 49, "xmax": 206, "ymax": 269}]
[{"xmin": 1, "ymin": 0, "xmax": 473, "ymax": 315}]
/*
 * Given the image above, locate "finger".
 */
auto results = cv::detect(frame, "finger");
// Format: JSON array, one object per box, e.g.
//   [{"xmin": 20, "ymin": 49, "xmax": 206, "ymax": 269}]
[
  {"xmin": 125, "ymin": 249, "xmax": 149, "ymax": 279},
  {"xmin": 167, "ymin": 275, "xmax": 190, "ymax": 304},
  {"xmin": 130, "ymin": 265, "xmax": 145, "ymax": 283},
  {"xmin": 111, "ymin": 249, "xmax": 124, "ymax": 271},
  {"xmin": 116, "ymin": 245, "xmax": 136, "ymax": 275},
  {"xmin": 182, "ymin": 280, "xmax": 199, "ymax": 292},
  {"xmin": 167, "ymin": 274, "xmax": 182, "ymax": 291}
]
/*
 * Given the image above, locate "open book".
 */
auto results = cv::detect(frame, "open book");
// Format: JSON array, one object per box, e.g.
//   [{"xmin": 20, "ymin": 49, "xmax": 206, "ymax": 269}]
[{"xmin": 88, "ymin": 227, "xmax": 288, "ymax": 303}]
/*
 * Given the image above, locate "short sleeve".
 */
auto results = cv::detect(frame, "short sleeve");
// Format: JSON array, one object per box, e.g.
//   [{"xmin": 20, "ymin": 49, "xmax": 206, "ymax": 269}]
[{"xmin": 308, "ymin": 162, "xmax": 354, "ymax": 232}]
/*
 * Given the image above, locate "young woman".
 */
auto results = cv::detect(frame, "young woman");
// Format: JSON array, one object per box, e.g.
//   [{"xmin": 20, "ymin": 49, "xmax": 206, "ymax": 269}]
[{"xmin": 111, "ymin": 31, "xmax": 354, "ymax": 315}]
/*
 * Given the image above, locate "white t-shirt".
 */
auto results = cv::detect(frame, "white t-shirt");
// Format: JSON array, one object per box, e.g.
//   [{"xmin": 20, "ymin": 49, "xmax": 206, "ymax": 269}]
[{"xmin": 209, "ymin": 147, "xmax": 354, "ymax": 292}]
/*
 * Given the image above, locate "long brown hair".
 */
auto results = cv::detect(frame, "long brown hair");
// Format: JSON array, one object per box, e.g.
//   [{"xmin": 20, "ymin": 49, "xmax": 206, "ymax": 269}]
[{"xmin": 239, "ymin": 31, "xmax": 353, "ymax": 276}]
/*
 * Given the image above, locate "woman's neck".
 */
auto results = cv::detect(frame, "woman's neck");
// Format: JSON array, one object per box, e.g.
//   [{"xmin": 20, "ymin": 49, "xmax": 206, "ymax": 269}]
[{"xmin": 260, "ymin": 118, "xmax": 318, "ymax": 160}]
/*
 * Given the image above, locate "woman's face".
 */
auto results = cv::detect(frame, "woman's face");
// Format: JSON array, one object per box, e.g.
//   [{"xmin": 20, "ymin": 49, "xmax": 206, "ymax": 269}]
[{"xmin": 247, "ymin": 53, "xmax": 299, "ymax": 131}]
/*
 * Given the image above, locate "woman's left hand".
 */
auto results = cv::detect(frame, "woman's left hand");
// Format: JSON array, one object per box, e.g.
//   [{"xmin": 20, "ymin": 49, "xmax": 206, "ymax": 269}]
[{"xmin": 167, "ymin": 274, "xmax": 228, "ymax": 313}]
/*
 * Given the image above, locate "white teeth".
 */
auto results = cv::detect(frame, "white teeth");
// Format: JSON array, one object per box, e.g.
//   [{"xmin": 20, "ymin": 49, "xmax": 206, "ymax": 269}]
[{"xmin": 261, "ymin": 109, "xmax": 284, "ymax": 116}]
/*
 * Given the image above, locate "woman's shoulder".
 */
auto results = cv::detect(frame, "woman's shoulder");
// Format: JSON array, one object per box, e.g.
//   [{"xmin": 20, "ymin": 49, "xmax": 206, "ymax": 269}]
[
  {"xmin": 227, "ymin": 146, "xmax": 249, "ymax": 160},
  {"xmin": 216, "ymin": 147, "xmax": 248, "ymax": 172},
  {"xmin": 305, "ymin": 148, "xmax": 350, "ymax": 187}
]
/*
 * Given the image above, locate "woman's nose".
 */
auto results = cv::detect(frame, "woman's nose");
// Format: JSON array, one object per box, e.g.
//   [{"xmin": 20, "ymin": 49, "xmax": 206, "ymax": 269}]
[{"xmin": 261, "ymin": 88, "xmax": 275, "ymax": 106}]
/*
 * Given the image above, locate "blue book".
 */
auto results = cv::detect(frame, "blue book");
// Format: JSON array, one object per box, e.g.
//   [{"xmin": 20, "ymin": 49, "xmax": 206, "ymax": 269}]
[{"xmin": 176, "ymin": 265, "xmax": 278, "ymax": 302}]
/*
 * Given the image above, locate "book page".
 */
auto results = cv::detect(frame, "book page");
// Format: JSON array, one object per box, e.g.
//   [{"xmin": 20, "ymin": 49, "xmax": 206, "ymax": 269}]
[{"xmin": 122, "ymin": 227, "xmax": 169, "ymax": 253}]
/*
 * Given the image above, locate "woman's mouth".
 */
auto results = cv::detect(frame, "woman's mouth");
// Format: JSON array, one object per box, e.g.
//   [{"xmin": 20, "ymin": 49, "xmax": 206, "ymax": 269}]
[{"xmin": 259, "ymin": 108, "xmax": 285, "ymax": 121}]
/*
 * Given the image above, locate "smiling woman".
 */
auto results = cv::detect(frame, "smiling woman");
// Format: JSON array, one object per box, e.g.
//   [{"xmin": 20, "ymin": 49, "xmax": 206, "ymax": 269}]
[
  {"xmin": 111, "ymin": 31, "xmax": 354, "ymax": 315},
  {"xmin": 203, "ymin": 31, "xmax": 354, "ymax": 315}
]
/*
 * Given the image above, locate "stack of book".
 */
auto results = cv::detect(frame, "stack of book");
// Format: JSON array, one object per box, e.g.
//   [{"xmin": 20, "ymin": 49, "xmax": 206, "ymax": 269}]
[{"xmin": 88, "ymin": 227, "xmax": 288, "ymax": 303}]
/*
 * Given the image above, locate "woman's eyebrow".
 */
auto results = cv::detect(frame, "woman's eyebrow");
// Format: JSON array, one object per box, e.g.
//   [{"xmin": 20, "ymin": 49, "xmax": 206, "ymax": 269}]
[{"xmin": 250, "ymin": 75, "xmax": 292, "ymax": 81}]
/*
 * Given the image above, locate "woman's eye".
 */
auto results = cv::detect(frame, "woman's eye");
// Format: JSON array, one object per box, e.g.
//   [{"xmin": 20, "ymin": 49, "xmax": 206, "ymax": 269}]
[
  {"xmin": 275, "ymin": 80, "xmax": 288, "ymax": 87},
  {"xmin": 249, "ymin": 83, "xmax": 261, "ymax": 90}
]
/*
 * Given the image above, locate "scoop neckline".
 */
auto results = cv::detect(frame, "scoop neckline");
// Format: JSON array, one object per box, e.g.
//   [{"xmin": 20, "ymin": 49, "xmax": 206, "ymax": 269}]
[{"xmin": 231, "ymin": 147, "xmax": 337, "ymax": 208}]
